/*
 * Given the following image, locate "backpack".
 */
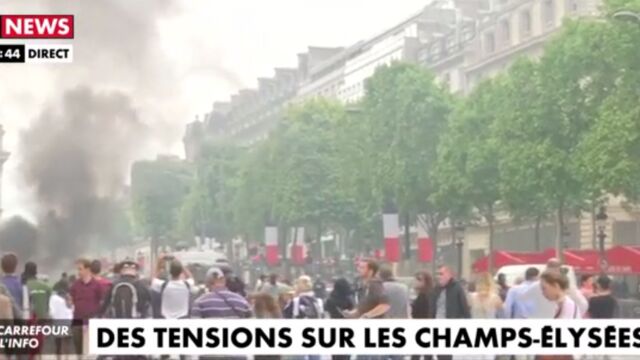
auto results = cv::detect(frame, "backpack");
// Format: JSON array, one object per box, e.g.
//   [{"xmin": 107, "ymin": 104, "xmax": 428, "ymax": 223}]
[
  {"xmin": 152, "ymin": 280, "xmax": 192, "ymax": 319},
  {"xmin": 293, "ymin": 295, "xmax": 323, "ymax": 319},
  {"xmin": 109, "ymin": 282, "xmax": 139, "ymax": 319}
]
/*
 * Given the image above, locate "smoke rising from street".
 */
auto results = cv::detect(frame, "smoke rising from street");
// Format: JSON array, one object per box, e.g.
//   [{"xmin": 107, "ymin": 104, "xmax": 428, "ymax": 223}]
[{"xmin": 19, "ymin": 86, "xmax": 148, "ymax": 261}]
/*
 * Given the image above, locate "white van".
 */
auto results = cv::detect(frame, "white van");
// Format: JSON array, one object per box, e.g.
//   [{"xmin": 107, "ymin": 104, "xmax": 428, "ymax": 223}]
[{"xmin": 495, "ymin": 264, "xmax": 578, "ymax": 288}]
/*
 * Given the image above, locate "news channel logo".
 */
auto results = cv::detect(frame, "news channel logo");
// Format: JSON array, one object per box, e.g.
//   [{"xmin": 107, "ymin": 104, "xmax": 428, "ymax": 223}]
[{"xmin": 0, "ymin": 14, "xmax": 74, "ymax": 63}]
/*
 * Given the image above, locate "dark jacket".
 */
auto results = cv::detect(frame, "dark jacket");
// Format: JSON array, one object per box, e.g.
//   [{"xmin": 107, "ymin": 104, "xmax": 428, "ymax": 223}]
[
  {"xmin": 430, "ymin": 279, "xmax": 470, "ymax": 319},
  {"xmin": 324, "ymin": 278, "xmax": 354, "ymax": 318},
  {"xmin": 412, "ymin": 291, "xmax": 432, "ymax": 319}
]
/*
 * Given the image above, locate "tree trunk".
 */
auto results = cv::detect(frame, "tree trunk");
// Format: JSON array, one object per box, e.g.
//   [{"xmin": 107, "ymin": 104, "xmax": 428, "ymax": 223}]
[
  {"xmin": 534, "ymin": 215, "xmax": 542, "ymax": 251},
  {"xmin": 555, "ymin": 206, "xmax": 565, "ymax": 263},
  {"xmin": 487, "ymin": 205, "xmax": 495, "ymax": 274},
  {"xmin": 428, "ymin": 219, "xmax": 440, "ymax": 276},
  {"xmin": 591, "ymin": 205, "xmax": 597, "ymax": 250},
  {"xmin": 404, "ymin": 212, "xmax": 411, "ymax": 260}
]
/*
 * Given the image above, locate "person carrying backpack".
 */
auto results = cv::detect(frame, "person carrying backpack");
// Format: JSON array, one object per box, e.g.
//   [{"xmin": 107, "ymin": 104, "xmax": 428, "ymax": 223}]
[
  {"xmin": 101, "ymin": 260, "xmax": 151, "ymax": 319},
  {"xmin": 283, "ymin": 275, "xmax": 323, "ymax": 319},
  {"xmin": 150, "ymin": 257, "xmax": 195, "ymax": 319}
]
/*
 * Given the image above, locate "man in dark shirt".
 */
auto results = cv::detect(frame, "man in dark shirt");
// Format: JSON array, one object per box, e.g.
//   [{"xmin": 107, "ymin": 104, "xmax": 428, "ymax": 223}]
[
  {"xmin": 346, "ymin": 259, "xmax": 389, "ymax": 319},
  {"xmin": 588, "ymin": 274, "xmax": 618, "ymax": 318}
]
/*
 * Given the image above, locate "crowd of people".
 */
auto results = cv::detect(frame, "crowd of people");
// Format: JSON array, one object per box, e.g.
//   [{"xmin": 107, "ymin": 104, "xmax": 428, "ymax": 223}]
[{"xmin": 0, "ymin": 250, "xmax": 623, "ymax": 360}]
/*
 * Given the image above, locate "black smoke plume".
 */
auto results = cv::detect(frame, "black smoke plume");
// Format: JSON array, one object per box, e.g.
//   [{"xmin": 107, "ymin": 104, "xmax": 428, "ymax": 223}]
[
  {"xmin": 19, "ymin": 86, "xmax": 148, "ymax": 261},
  {"xmin": 0, "ymin": 216, "xmax": 38, "ymax": 261}
]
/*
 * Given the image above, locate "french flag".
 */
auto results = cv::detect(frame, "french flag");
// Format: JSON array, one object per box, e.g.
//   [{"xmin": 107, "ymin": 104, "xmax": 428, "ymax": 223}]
[
  {"xmin": 265, "ymin": 225, "xmax": 279, "ymax": 266},
  {"xmin": 417, "ymin": 222, "xmax": 433, "ymax": 262},
  {"xmin": 290, "ymin": 227, "xmax": 306, "ymax": 266},
  {"xmin": 383, "ymin": 211, "xmax": 400, "ymax": 263}
]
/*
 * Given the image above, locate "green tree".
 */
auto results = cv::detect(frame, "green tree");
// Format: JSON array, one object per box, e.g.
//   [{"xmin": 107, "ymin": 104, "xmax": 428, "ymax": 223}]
[
  {"xmin": 435, "ymin": 77, "xmax": 505, "ymax": 271},
  {"xmin": 360, "ymin": 63, "xmax": 453, "ymax": 268},
  {"xmin": 130, "ymin": 156, "xmax": 191, "ymax": 252}
]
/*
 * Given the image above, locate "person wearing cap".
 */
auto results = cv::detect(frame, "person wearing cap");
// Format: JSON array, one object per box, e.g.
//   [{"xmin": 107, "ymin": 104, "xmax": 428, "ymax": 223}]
[
  {"xmin": 192, "ymin": 266, "xmax": 251, "ymax": 320},
  {"xmin": 100, "ymin": 260, "xmax": 151, "ymax": 318}
]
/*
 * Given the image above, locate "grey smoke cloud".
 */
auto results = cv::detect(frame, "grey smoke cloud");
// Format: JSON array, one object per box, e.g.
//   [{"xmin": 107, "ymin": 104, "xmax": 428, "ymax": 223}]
[{"xmin": 20, "ymin": 86, "xmax": 148, "ymax": 259}]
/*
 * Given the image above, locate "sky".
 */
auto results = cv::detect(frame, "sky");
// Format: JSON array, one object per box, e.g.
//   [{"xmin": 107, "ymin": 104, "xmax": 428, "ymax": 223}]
[{"xmin": 0, "ymin": 0, "xmax": 430, "ymax": 219}]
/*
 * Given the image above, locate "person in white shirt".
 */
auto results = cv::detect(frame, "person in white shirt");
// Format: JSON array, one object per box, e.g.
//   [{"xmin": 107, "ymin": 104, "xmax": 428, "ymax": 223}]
[
  {"xmin": 49, "ymin": 280, "xmax": 73, "ymax": 359},
  {"xmin": 518, "ymin": 259, "xmax": 588, "ymax": 318},
  {"xmin": 151, "ymin": 258, "xmax": 196, "ymax": 319},
  {"xmin": 539, "ymin": 270, "xmax": 581, "ymax": 319}
]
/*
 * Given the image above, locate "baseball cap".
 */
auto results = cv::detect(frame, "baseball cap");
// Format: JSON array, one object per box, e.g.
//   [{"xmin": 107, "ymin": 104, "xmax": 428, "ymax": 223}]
[
  {"xmin": 119, "ymin": 260, "xmax": 139, "ymax": 273},
  {"xmin": 206, "ymin": 266, "xmax": 225, "ymax": 280}
]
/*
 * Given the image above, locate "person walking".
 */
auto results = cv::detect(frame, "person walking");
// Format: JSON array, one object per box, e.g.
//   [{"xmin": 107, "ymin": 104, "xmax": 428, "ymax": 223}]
[
  {"xmin": 283, "ymin": 275, "xmax": 324, "ymax": 320},
  {"xmin": 503, "ymin": 267, "xmax": 540, "ymax": 319},
  {"xmin": 346, "ymin": 259, "xmax": 390, "ymax": 320},
  {"xmin": 324, "ymin": 278, "xmax": 354, "ymax": 319},
  {"xmin": 252, "ymin": 292, "xmax": 282, "ymax": 360},
  {"xmin": 534, "ymin": 270, "xmax": 580, "ymax": 360},
  {"xmin": 496, "ymin": 273, "xmax": 510, "ymax": 302},
  {"xmin": 151, "ymin": 258, "xmax": 195, "ymax": 319},
  {"xmin": 469, "ymin": 273, "xmax": 503, "ymax": 319},
  {"xmin": 519, "ymin": 259, "xmax": 588, "ymax": 318},
  {"xmin": 22, "ymin": 262, "xmax": 51, "ymax": 359},
  {"xmin": 379, "ymin": 266, "xmax": 410, "ymax": 320},
  {"xmin": 69, "ymin": 258, "xmax": 104, "ymax": 356},
  {"xmin": 262, "ymin": 273, "xmax": 287, "ymax": 301},
  {"xmin": 431, "ymin": 265, "xmax": 470, "ymax": 360},
  {"xmin": 411, "ymin": 270, "xmax": 434, "ymax": 360},
  {"xmin": 1, "ymin": 253, "xmax": 25, "ymax": 318},
  {"xmin": 23, "ymin": 262, "xmax": 52, "ymax": 321},
  {"xmin": 101, "ymin": 260, "xmax": 151, "ymax": 319},
  {"xmin": 192, "ymin": 267, "xmax": 250, "ymax": 360},
  {"xmin": 579, "ymin": 275, "xmax": 595, "ymax": 299},
  {"xmin": 324, "ymin": 278, "xmax": 354, "ymax": 360},
  {"xmin": 468, "ymin": 273, "xmax": 503, "ymax": 360},
  {"xmin": 0, "ymin": 285, "xmax": 12, "ymax": 320},
  {"xmin": 379, "ymin": 266, "xmax": 410, "ymax": 360},
  {"xmin": 90, "ymin": 260, "xmax": 113, "ymax": 304},
  {"xmin": 431, "ymin": 265, "xmax": 470, "ymax": 319},
  {"xmin": 587, "ymin": 275, "xmax": 618, "ymax": 319},
  {"xmin": 345, "ymin": 259, "xmax": 390, "ymax": 360},
  {"xmin": 49, "ymin": 280, "xmax": 73, "ymax": 360},
  {"xmin": 539, "ymin": 270, "xmax": 581, "ymax": 319}
]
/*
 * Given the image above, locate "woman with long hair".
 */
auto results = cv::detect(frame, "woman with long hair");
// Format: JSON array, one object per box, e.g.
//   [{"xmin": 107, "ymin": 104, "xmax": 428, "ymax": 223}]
[
  {"xmin": 324, "ymin": 278, "xmax": 354, "ymax": 319},
  {"xmin": 251, "ymin": 292, "xmax": 282, "ymax": 360},
  {"xmin": 467, "ymin": 272, "xmax": 503, "ymax": 360},
  {"xmin": 411, "ymin": 270, "xmax": 434, "ymax": 360},
  {"xmin": 253, "ymin": 292, "xmax": 282, "ymax": 319},
  {"xmin": 469, "ymin": 272, "xmax": 503, "ymax": 318},
  {"xmin": 324, "ymin": 278, "xmax": 354, "ymax": 360}
]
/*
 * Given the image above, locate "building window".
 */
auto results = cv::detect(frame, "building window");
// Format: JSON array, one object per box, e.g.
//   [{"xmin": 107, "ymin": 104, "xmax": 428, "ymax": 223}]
[
  {"xmin": 543, "ymin": 0, "xmax": 555, "ymax": 27},
  {"xmin": 484, "ymin": 32, "xmax": 496, "ymax": 53},
  {"xmin": 500, "ymin": 19, "xmax": 511, "ymax": 47},
  {"xmin": 521, "ymin": 10, "xmax": 532, "ymax": 37}
]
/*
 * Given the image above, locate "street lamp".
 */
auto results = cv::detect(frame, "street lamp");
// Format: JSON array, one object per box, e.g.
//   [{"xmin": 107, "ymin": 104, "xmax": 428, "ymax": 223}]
[
  {"xmin": 454, "ymin": 222, "xmax": 466, "ymax": 277},
  {"xmin": 596, "ymin": 206, "xmax": 608, "ymax": 271},
  {"xmin": 612, "ymin": 10, "xmax": 640, "ymax": 23}
]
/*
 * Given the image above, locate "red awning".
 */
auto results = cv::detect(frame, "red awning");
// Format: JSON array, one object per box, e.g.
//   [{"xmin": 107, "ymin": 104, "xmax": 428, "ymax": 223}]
[
  {"xmin": 605, "ymin": 246, "xmax": 640, "ymax": 274},
  {"xmin": 472, "ymin": 251, "xmax": 531, "ymax": 273},
  {"xmin": 542, "ymin": 248, "xmax": 600, "ymax": 273}
]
